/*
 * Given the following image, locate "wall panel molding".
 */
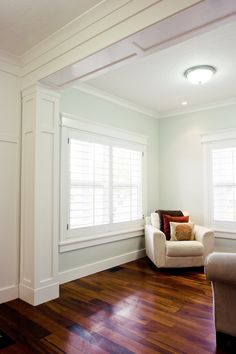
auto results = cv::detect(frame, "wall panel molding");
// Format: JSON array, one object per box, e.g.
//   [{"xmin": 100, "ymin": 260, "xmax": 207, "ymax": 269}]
[
  {"xmin": 0, "ymin": 134, "xmax": 18, "ymax": 144},
  {"xmin": 20, "ymin": 84, "xmax": 60, "ymax": 305}
]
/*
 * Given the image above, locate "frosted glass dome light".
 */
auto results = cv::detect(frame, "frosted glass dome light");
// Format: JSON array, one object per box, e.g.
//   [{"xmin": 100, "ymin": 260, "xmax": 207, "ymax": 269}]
[{"xmin": 184, "ymin": 65, "xmax": 216, "ymax": 85}]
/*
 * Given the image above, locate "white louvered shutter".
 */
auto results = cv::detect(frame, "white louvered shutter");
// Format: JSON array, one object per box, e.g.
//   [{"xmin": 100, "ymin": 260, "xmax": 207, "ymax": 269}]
[
  {"xmin": 112, "ymin": 147, "xmax": 143, "ymax": 223},
  {"xmin": 69, "ymin": 139, "xmax": 110, "ymax": 229},
  {"xmin": 212, "ymin": 147, "xmax": 236, "ymax": 221}
]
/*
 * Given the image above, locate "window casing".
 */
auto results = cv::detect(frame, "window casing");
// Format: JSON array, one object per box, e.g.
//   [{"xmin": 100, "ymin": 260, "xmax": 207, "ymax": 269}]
[
  {"xmin": 60, "ymin": 115, "xmax": 147, "ymax": 247},
  {"xmin": 203, "ymin": 131, "xmax": 236, "ymax": 235}
]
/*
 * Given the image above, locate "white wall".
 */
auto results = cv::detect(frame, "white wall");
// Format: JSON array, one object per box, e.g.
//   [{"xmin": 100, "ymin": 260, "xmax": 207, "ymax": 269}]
[
  {"xmin": 159, "ymin": 104, "xmax": 236, "ymax": 251},
  {"xmin": 0, "ymin": 69, "xmax": 21, "ymax": 303},
  {"xmin": 59, "ymin": 88, "xmax": 159, "ymax": 278}
]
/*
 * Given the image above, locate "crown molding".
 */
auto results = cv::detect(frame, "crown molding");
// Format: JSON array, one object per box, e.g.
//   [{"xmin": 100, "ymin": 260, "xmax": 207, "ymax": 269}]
[
  {"xmin": 73, "ymin": 83, "xmax": 159, "ymax": 119},
  {"xmin": 20, "ymin": 0, "xmax": 142, "ymax": 70},
  {"xmin": 20, "ymin": 0, "xmax": 202, "ymax": 87},
  {"xmin": 73, "ymin": 85, "xmax": 236, "ymax": 121},
  {"xmin": 159, "ymin": 97, "xmax": 236, "ymax": 119},
  {"xmin": 0, "ymin": 50, "xmax": 20, "ymax": 76}
]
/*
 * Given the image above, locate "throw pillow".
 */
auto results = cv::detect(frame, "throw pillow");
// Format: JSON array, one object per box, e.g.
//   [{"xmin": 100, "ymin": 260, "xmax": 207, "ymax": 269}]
[
  {"xmin": 170, "ymin": 222, "xmax": 194, "ymax": 241},
  {"xmin": 163, "ymin": 214, "xmax": 189, "ymax": 240},
  {"xmin": 156, "ymin": 210, "xmax": 183, "ymax": 233}
]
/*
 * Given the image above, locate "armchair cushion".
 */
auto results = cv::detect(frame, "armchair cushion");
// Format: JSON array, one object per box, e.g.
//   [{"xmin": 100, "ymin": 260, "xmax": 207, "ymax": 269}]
[{"xmin": 166, "ymin": 240, "xmax": 203, "ymax": 257}]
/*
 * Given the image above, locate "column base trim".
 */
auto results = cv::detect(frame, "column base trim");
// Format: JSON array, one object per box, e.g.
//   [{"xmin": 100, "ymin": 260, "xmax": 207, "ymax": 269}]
[{"xmin": 19, "ymin": 282, "xmax": 59, "ymax": 306}]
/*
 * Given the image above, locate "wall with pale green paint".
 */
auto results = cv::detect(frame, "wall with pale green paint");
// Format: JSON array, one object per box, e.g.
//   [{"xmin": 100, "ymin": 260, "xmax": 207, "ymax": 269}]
[
  {"xmin": 61, "ymin": 88, "xmax": 160, "ymax": 214},
  {"xmin": 159, "ymin": 104, "xmax": 236, "ymax": 251},
  {"xmin": 59, "ymin": 88, "xmax": 159, "ymax": 272}
]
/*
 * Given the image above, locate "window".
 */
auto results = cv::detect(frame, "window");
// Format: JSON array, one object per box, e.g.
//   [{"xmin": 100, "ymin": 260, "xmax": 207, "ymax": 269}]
[
  {"xmin": 202, "ymin": 129, "xmax": 236, "ymax": 235},
  {"xmin": 60, "ymin": 115, "xmax": 146, "ymax": 246},
  {"xmin": 212, "ymin": 147, "xmax": 236, "ymax": 222}
]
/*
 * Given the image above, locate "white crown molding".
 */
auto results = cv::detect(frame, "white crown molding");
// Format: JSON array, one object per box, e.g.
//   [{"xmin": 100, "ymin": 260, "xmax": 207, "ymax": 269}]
[
  {"xmin": 73, "ymin": 82, "xmax": 159, "ymax": 119},
  {"xmin": 159, "ymin": 97, "xmax": 236, "ymax": 119},
  {"xmin": 20, "ymin": 0, "xmax": 202, "ymax": 87},
  {"xmin": 20, "ymin": 0, "xmax": 154, "ymax": 74},
  {"xmin": 0, "ymin": 50, "xmax": 21, "ymax": 76},
  {"xmin": 20, "ymin": 0, "xmax": 128, "ymax": 64}
]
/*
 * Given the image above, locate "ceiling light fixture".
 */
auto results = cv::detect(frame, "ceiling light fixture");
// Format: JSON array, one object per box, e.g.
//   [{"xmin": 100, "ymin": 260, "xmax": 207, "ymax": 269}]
[
  {"xmin": 181, "ymin": 101, "xmax": 188, "ymax": 105},
  {"xmin": 184, "ymin": 65, "xmax": 216, "ymax": 85}
]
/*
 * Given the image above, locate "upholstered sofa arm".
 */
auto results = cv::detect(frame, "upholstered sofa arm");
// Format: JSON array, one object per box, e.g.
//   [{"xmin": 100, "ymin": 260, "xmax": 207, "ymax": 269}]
[
  {"xmin": 194, "ymin": 225, "xmax": 214, "ymax": 261},
  {"xmin": 205, "ymin": 252, "xmax": 236, "ymax": 286},
  {"xmin": 145, "ymin": 225, "xmax": 166, "ymax": 267}
]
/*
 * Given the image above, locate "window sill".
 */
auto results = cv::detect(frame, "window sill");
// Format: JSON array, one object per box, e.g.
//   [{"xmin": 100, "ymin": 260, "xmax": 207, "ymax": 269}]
[
  {"xmin": 215, "ymin": 229, "xmax": 236, "ymax": 240},
  {"xmin": 59, "ymin": 227, "xmax": 144, "ymax": 253}
]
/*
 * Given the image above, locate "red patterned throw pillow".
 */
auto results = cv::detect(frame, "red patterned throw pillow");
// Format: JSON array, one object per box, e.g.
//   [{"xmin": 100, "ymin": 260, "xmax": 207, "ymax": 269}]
[{"xmin": 163, "ymin": 214, "xmax": 189, "ymax": 240}]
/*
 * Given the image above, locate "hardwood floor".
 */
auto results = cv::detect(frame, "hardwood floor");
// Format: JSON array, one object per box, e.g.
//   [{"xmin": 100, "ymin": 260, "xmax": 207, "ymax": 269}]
[{"xmin": 0, "ymin": 257, "xmax": 230, "ymax": 353}]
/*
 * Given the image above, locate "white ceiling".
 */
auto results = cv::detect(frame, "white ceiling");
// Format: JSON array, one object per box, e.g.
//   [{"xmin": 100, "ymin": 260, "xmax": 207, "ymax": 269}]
[
  {"xmin": 0, "ymin": 0, "xmax": 101, "ymax": 56},
  {"xmin": 85, "ymin": 20, "xmax": 236, "ymax": 117}
]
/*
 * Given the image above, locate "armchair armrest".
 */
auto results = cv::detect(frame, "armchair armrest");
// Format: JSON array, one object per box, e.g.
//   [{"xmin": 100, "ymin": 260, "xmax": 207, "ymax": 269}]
[
  {"xmin": 195, "ymin": 225, "xmax": 214, "ymax": 261},
  {"xmin": 145, "ymin": 225, "xmax": 166, "ymax": 267},
  {"xmin": 205, "ymin": 252, "xmax": 236, "ymax": 286}
]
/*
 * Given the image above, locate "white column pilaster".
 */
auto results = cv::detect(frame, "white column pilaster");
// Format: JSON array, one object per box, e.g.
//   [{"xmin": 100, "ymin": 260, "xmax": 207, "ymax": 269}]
[{"xmin": 20, "ymin": 84, "xmax": 60, "ymax": 305}]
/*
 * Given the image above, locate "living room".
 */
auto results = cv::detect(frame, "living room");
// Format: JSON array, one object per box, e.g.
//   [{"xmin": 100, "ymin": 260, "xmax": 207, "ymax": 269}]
[{"xmin": 0, "ymin": 0, "xmax": 236, "ymax": 352}]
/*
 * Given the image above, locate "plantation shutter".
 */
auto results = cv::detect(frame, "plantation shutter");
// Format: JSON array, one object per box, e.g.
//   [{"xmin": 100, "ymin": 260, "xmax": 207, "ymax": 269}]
[
  {"xmin": 212, "ymin": 147, "xmax": 236, "ymax": 221},
  {"xmin": 69, "ymin": 138, "xmax": 110, "ymax": 229},
  {"xmin": 112, "ymin": 147, "xmax": 142, "ymax": 223}
]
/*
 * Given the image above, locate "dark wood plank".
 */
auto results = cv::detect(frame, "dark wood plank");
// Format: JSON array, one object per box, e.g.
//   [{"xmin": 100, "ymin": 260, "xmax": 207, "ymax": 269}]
[{"xmin": 0, "ymin": 257, "xmax": 230, "ymax": 353}]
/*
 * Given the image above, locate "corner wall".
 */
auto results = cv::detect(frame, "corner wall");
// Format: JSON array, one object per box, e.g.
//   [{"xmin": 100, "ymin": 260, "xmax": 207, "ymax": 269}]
[
  {"xmin": 159, "ymin": 104, "xmax": 236, "ymax": 251},
  {"xmin": 59, "ymin": 88, "xmax": 159, "ymax": 278},
  {"xmin": 0, "ymin": 69, "xmax": 21, "ymax": 302}
]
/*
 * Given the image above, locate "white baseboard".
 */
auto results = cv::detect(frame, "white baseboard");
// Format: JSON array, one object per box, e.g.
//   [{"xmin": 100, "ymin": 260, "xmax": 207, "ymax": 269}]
[
  {"xmin": 19, "ymin": 282, "xmax": 59, "ymax": 306},
  {"xmin": 59, "ymin": 248, "xmax": 146, "ymax": 284},
  {"xmin": 0, "ymin": 285, "xmax": 18, "ymax": 304}
]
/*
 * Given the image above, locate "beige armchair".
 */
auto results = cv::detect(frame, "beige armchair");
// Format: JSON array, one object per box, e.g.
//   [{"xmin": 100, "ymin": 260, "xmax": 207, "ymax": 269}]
[
  {"xmin": 205, "ymin": 253, "xmax": 236, "ymax": 347},
  {"xmin": 145, "ymin": 214, "xmax": 214, "ymax": 268}
]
